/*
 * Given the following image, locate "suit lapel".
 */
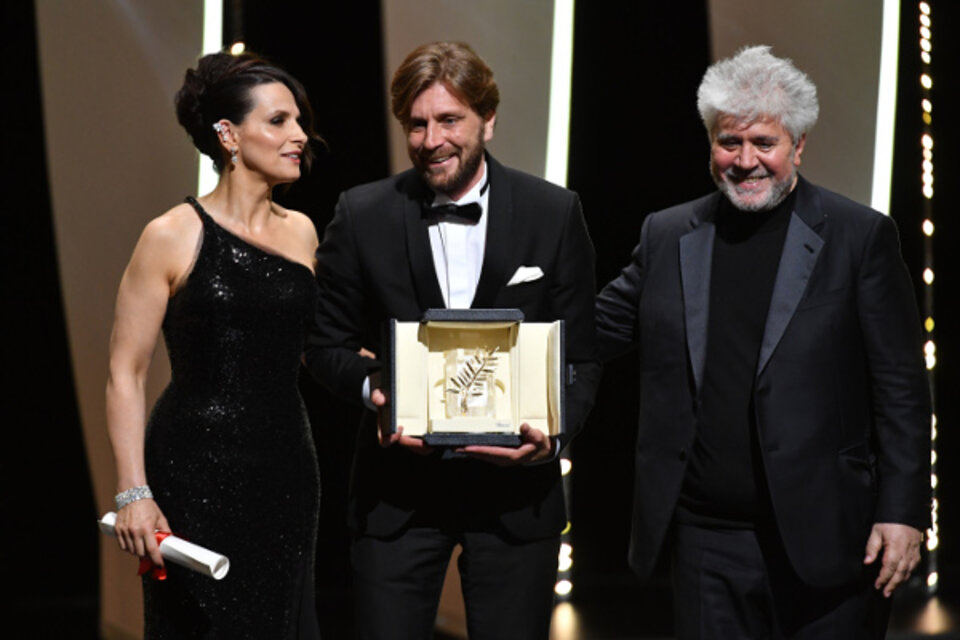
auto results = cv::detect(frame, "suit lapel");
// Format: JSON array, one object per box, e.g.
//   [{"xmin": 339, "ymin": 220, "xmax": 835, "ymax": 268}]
[
  {"xmin": 679, "ymin": 197, "xmax": 718, "ymax": 396},
  {"xmin": 402, "ymin": 175, "xmax": 446, "ymax": 311},
  {"xmin": 471, "ymin": 155, "xmax": 511, "ymax": 309},
  {"xmin": 757, "ymin": 178, "xmax": 825, "ymax": 375}
]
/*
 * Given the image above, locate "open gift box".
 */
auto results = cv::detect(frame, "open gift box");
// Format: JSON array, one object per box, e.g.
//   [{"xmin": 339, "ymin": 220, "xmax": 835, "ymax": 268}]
[{"xmin": 383, "ymin": 309, "xmax": 565, "ymax": 446}]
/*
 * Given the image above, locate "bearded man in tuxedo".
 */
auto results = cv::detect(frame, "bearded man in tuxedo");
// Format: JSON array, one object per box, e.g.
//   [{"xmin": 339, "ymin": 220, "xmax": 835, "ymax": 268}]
[{"xmin": 306, "ymin": 41, "xmax": 599, "ymax": 640}]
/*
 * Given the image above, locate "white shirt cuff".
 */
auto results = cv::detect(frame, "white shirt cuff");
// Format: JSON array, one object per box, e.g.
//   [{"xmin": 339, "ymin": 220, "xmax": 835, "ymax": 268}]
[{"xmin": 361, "ymin": 376, "xmax": 376, "ymax": 412}]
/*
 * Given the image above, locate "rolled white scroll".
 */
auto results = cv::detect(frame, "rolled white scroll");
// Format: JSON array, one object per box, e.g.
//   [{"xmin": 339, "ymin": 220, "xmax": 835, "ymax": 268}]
[{"xmin": 99, "ymin": 512, "xmax": 230, "ymax": 580}]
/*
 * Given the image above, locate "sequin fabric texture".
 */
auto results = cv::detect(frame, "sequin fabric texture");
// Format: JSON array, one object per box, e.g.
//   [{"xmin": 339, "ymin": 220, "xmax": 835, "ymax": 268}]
[{"xmin": 142, "ymin": 197, "xmax": 320, "ymax": 638}]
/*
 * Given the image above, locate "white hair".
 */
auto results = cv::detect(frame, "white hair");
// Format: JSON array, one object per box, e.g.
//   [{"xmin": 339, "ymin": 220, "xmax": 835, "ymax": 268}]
[{"xmin": 697, "ymin": 45, "xmax": 819, "ymax": 142}]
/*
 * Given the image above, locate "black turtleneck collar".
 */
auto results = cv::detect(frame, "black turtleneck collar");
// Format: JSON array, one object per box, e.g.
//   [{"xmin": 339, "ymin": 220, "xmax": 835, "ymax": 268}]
[{"xmin": 716, "ymin": 185, "xmax": 798, "ymax": 242}]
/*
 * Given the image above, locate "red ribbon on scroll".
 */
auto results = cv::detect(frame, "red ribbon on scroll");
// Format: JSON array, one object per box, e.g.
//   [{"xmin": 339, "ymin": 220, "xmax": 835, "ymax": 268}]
[{"xmin": 137, "ymin": 531, "xmax": 172, "ymax": 580}]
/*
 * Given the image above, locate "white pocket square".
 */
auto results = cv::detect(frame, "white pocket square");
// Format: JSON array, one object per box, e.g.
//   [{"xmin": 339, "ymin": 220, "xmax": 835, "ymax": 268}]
[{"xmin": 507, "ymin": 265, "xmax": 544, "ymax": 286}]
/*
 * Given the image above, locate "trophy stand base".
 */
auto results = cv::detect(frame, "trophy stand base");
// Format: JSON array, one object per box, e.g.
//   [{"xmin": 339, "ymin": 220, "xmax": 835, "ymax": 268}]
[{"xmin": 422, "ymin": 433, "xmax": 523, "ymax": 447}]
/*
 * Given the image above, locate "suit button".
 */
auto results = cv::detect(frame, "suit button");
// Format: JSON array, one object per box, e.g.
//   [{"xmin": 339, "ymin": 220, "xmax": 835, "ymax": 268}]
[{"xmin": 678, "ymin": 448, "xmax": 687, "ymax": 461}]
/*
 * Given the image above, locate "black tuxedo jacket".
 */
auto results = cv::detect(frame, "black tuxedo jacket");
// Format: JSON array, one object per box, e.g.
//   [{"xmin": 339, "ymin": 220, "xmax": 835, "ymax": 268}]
[
  {"xmin": 596, "ymin": 176, "xmax": 930, "ymax": 587},
  {"xmin": 305, "ymin": 154, "xmax": 600, "ymax": 541}
]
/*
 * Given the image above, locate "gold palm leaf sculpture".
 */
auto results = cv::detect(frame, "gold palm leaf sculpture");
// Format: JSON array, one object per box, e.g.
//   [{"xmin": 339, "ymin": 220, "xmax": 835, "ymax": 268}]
[{"xmin": 447, "ymin": 346, "xmax": 500, "ymax": 415}]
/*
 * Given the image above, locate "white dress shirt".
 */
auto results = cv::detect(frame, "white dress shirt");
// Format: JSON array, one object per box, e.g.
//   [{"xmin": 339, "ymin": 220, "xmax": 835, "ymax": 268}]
[
  {"xmin": 427, "ymin": 162, "xmax": 490, "ymax": 309},
  {"xmin": 363, "ymin": 161, "xmax": 490, "ymax": 408}
]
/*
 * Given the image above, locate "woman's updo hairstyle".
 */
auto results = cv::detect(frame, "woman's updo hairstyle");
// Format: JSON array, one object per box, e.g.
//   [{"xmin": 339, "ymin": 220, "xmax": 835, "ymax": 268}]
[{"xmin": 175, "ymin": 51, "xmax": 319, "ymax": 173}]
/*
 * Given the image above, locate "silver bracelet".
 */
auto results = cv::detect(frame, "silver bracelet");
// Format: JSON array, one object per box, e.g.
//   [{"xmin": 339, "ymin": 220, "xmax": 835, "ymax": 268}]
[{"xmin": 115, "ymin": 485, "xmax": 153, "ymax": 510}]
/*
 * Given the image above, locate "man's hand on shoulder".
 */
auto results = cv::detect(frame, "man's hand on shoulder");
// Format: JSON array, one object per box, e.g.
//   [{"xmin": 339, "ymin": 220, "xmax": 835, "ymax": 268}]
[
  {"xmin": 458, "ymin": 424, "xmax": 554, "ymax": 466},
  {"xmin": 864, "ymin": 522, "xmax": 924, "ymax": 597},
  {"xmin": 371, "ymin": 387, "xmax": 434, "ymax": 455}
]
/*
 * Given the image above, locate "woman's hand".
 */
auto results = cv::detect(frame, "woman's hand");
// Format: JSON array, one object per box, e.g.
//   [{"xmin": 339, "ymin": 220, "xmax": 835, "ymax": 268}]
[{"xmin": 114, "ymin": 498, "xmax": 171, "ymax": 568}]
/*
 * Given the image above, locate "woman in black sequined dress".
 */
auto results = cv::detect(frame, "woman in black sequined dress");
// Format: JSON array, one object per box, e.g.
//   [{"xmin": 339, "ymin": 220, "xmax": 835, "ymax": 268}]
[{"xmin": 105, "ymin": 52, "xmax": 322, "ymax": 638}]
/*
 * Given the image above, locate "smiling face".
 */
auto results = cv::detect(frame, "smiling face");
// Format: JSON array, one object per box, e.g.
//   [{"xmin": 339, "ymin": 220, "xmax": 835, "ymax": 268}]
[
  {"xmin": 710, "ymin": 115, "xmax": 805, "ymax": 212},
  {"xmin": 228, "ymin": 82, "xmax": 306, "ymax": 185},
  {"xmin": 405, "ymin": 82, "xmax": 495, "ymax": 200}
]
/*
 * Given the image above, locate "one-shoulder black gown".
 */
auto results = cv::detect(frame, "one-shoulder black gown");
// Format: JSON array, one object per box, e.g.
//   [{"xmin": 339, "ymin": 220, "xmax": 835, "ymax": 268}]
[{"xmin": 142, "ymin": 197, "xmax": 320, "ymax": 639}]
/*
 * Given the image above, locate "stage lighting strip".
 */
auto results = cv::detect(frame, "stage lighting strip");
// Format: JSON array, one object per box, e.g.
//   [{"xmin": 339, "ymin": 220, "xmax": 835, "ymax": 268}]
[
  {"xmin": 872, "ymin": 0, "xmax": 900, "ymax": 214},
  {"xmin": 197, "ymin": 1, "xmax": 225, "ymax": 196},
  {"xmin": 556, "ymin": 457, "xmax": 574, "ymax": 600},
  {"xmin": 918, "ymin": 0, "xmax": 939, "ymax": 594},
  {"xmin": 545, "ymin": 0, "xmax": 575, "ymax": 187}
]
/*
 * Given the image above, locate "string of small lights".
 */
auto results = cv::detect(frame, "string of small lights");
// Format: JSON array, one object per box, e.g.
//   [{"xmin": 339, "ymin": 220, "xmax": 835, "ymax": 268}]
[
  {"xmin": 917, "ymin": 0, "xmax": 939, "ymax": 595},
  {"xmin": 555, "ymin": 456, "xmax": 574, "ymax": 600}
]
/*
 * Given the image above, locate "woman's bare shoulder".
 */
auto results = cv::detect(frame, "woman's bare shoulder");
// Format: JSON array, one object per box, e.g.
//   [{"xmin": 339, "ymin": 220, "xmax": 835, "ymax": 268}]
[
  {"xmin": 141, "ymin": 203, "xmax": 203, "ymax": 245},
  {"xmin": 276, "ymin": 204, "xmax": 319, "ymax": 246},
  {"xmin": 130, "ymin": 203, "xmax": 203, "ymax": 271}
]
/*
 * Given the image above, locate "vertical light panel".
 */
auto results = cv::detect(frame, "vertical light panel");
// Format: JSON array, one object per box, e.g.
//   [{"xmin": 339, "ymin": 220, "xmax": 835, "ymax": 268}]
[
  {"xmin": 870, "ymin": 0, "xmax": 901, "ymax": 215},
  {"xmin": 545, "ymin": 0, "xmax": 575, "ymax": 187},
  {"xmin": 545, "ymin": 0, "xmax": 576, "ymax": 598},
  {"xmin": 197, "ymin": 0, "xmax": 224, "ymax": 196}
]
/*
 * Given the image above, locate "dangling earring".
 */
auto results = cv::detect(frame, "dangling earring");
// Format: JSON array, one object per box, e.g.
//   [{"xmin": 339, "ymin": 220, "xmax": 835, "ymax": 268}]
[{"xmin": 230, "ymin": 147, "xmax": 239, "ymax": 164}]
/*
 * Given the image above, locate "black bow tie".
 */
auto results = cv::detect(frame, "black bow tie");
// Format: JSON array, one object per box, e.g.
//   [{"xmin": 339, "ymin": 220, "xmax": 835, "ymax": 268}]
[{"xmin": 422, "ymin": 201, "xmax": 483, "ymax": 224}]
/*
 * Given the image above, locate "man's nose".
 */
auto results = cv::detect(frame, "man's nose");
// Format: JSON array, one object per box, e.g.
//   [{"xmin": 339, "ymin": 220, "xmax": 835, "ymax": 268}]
[
  {"xmin": 736, "ymin": 144, "xmax": 758, "ymax": 170},
  {"xmin": 423, "ymin": 122, "xmax": 441, "ymax": 149}
]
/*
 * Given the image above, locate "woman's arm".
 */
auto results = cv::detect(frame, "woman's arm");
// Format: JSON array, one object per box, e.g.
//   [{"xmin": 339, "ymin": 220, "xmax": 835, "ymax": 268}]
[{"xmin": 106, "ymin": 207, "xmax": 198, "ymax": 567}]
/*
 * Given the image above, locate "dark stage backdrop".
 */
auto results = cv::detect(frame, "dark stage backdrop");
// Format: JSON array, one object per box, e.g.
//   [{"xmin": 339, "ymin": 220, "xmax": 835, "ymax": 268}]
[
  {"xmin": 565, "ymin": 1, "xmax": 713, "ymax": 631},
  {"xmin": 12, "ymin": 0, "xmax": 960, "ymax": 637},
  {"xmin": 934, "ymin": 3, "xmax": 960, "ymax": 603},
  {"xmin": 2, "ymin": 1, "xmax": 99, "ymax": 635},
  {"xmin": 226, "ymin": 2, "xmax": 391, "ymax": 637}
]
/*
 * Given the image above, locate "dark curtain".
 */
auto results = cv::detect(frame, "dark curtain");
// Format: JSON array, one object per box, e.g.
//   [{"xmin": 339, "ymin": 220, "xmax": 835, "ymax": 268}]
[{"xmin": 2, "ymin": 0, "xmax": 98, "ymax": 635}]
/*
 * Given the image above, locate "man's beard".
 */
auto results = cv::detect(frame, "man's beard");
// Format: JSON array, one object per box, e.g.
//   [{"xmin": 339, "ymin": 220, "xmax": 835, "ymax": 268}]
[
  {"xmin": 416, "ymin": 133, "xmax": 485, "ymax": 198},
  {"xmin": 713, "ymin": 163, "xmax": 796, "ymax": 212}
]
